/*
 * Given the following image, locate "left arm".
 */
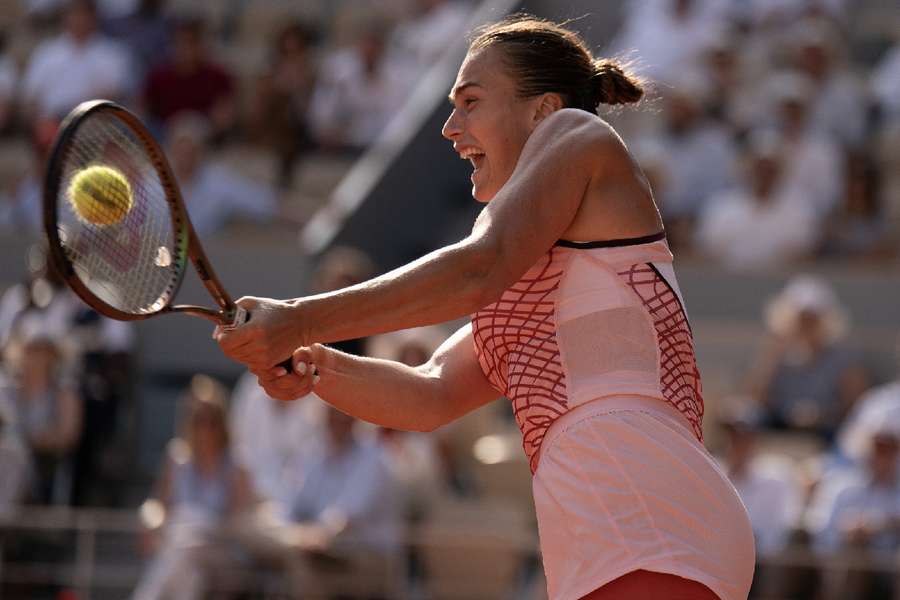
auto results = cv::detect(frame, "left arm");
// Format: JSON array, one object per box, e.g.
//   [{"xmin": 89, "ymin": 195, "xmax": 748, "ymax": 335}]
[{"xmin": 218, "ymin": 109, "xmax": 613, "ymax": 368}]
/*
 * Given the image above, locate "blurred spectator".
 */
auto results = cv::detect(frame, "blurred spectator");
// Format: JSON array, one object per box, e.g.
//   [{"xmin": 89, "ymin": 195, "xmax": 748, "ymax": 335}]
[
  {"xmin": 871, "ymin": 42, "xmax": 900, "ymax": 122},
  {"xmin": 141, "ymin": 16, "xmax": 236, "ymax": 141},
  {"xmin": 0, "ymin": 388, "xmax": 32, "ymax": 516},
  {"xmin": 717, "ymin": 398, "xmax": 803, "ymax": 598},
  {"xmin": 819, "ymin": 152, "xmax": 894, "ymax": 260},
  {"xmin": 0, "ymin": 120, "xmax": 57, "ymax": 234},
  {"xmin": 132, "ymin": 375, "xmax": 255, "ymax": 600},
  {"xmin": 0, "ymin": 244, "xmax": 88, "ymax": 352},
  {"xmin": 695, "ymin": 130, "xmax": 818, "ymax": 270},
  {"xmin": 747, "ymin": 275, "xmax": 869, "ymax": 441},
  {"xmin": 367, "ymin": 326, "xmax": 450, "ymax": 519},
  {"xmin": 389, "ymin": 0, "xmax": 472, "ymax": 69},
  {"xmin": 2, "ymin": 334, "xmax": 81, "ymax": 505},
  {"xmin": 611, "ymin": 0, "xmax": 728, "ymax": 82},
  {"xmin": 719, "ymin": 399, "xmax": 803, "ymax": 556},
  {"xmin": 767, "ymin": 71, "xmax": 844, "ymax": 217},
  {"xmin": 167, "ymin": 113, "xmax": 278, "ymax": 235},
  {"xmin": 103, "ymin": 0, "xmax": 173, "ymax": 81},
  {"xmin": 699, "ymin": 30, "xmax": 761, "ymax": 136},
  {"xmin": 308, "ymin": 14, "xmax": 409, "ymax": 152},
  {"xmin": 21, "ymin": 0, "xmax": 131, "ymax": 123},
  {"xmin": 644, "ymin": 75, "xmax": 738, "ymax": 229},
  {"xmin": 807, "ymin": 403, "xmax": 900, "ymax": 600},
  {"xmin": 837, "ymin": 333, "xmax": 900, "ymax": 465},
  {"xmin": 0, "ymin": 245, "xmax": 134, "ymax": 506},
  {"xmin": 246, "ymin": 21, "xmax": 318, "ymax": 187},
  {"xmin": 789, "ymin": 19, "xmax": 868, "ymax": 148},
  {"xmin": 278, "ymin": 405, "xmax": 403, "ymax": 596},
  {"xmin": 229, "ymin": 370, "xmax": 325, "ymax": 509},
  {"xmin": 0, "ymin": 32, "xmax": 17, "ymax": 135}
]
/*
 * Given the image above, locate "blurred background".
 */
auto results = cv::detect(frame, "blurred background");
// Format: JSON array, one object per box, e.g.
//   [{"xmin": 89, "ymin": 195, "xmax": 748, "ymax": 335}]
[{"xmin": 0, "ymin": 0, "xmax": 898, "ymax": 598}]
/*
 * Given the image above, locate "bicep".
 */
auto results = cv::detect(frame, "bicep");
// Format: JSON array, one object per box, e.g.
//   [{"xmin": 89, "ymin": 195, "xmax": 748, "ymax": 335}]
[{"xmin": 422, "ymin": 323, "xmax": 500, "ymax": 423}]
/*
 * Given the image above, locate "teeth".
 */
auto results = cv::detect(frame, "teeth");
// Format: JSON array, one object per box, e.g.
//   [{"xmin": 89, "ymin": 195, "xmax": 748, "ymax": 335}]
[{"xmin": 459, "ymin": 149, "xmax": 484, "ymax": 160}]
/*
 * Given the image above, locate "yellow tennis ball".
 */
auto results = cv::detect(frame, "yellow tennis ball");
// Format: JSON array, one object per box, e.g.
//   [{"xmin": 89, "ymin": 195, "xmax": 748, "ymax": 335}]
[{"xmin": 68, "ymin": 165, "xmax": 133, "ymax": 226}]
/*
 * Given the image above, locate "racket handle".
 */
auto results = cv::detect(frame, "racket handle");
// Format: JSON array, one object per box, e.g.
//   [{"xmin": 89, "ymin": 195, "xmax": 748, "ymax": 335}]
[{"xmin": 230, "ymin": 306, "xmax": 295, "ymax": 374}]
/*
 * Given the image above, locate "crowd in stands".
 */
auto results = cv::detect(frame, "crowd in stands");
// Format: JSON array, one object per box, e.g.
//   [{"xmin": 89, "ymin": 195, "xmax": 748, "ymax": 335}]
[
  {"xmin": 0, "ymin": 0, "xmax": 899, "ymax": 599},
  {"xmin": 609, "ymin": 0, "xmax": 899, "ymax": 270},
  {"xmin": 0, "ymin": 0, "xmax": 476, "ymax": 234}
]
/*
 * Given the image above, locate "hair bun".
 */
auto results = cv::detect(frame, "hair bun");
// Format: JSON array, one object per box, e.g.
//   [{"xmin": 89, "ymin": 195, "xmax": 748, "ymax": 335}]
[{"xmin": 590, "ymin": 59, "xmax": 644, "ymax": 106}]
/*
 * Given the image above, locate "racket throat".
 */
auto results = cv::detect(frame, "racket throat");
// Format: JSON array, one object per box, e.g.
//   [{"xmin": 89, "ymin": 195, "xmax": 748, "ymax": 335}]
[{"xmin": 169, "ymin": 304, "xmax": 232, "ymax": 325}]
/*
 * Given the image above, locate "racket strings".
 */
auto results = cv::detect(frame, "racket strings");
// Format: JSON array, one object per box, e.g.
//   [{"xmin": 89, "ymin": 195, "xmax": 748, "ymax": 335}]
[{"xmin": 55, "ymin": 111, "xmax": 184, "ymax": 314}]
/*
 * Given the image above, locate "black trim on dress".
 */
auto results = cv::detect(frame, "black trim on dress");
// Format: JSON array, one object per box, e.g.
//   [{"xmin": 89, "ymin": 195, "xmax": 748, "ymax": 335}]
[{"xmin": 555, "ymin": 230, "xmax": 666, "ymax": 249}]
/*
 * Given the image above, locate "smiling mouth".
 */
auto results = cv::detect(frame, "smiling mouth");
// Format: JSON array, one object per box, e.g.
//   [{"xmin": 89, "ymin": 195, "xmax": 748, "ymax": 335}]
[{"xmin": 459, "ymin": 148, "xmax": 486, "ymax": 172}]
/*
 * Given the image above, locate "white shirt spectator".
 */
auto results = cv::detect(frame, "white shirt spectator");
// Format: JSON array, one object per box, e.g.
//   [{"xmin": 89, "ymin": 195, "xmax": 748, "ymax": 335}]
[
  {"xmin": 780, "ymin": 130, "xmax": 844, "ymax": 217},
  {"xmin": 810, "ymin": 471, "xmax": 900, "ymax": 554},
  {"xmin": 229, "ymin": 371, "xmax": 324, "ymax": 507},
  {"xmin": 0, "ymin": 282, "xmax": 133, "ymax": 354},
  {"xmin": 308, "ymin": 48, "xmax": 408, "ymax": 149},
  {"xmin": 804, "ymin": 71, "xmax": 867, "ymax": 148},
  {"xmin": 179, "ymin": 163, "xmax": 278, "ymax": 236},
  {"xmin": 288, "ymin": 436, "xmax": 402, "ymax": 551},
  {"xmin": 696, "ymin": 187, "xmax": 818, "ymax": 271},
  {"xmin": 729, "ymin": 457, "xmax": 802, "ymax": 555},
  {"xmin": 612, "ymin": 1, "xmax": 726, "ymax": 82},
  {"xmin": 653, "ymin": 123, "xmax": 738, "ymax": 218},
  {"xmin": 21, "ymin": 32, "xmax": 130, "ymax": 119}
]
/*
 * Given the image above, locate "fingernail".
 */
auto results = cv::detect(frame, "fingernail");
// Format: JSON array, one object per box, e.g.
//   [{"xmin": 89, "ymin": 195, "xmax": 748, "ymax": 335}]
[
  {"xmin": 275, "ymin": 368, "xmax": 286, "ymax": 377},
  {"xmin": 297, "ymin": 362, "xmax": 307, "ymax": 375},
  {"xmin": 313, "ymin": 374, "xmax": 320, "ymax": 385}
]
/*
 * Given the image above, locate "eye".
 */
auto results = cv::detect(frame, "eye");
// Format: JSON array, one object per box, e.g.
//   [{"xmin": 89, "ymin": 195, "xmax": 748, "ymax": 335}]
[{"xmin": 464, "ymin": 98, "xmax": 478, "ymax": 108}]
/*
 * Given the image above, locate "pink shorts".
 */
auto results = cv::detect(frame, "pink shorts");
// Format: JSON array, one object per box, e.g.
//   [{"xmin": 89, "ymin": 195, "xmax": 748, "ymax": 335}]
[
  {"xmin": 582, "ymin": 570, "xmax": 721, "ymax": 600},
  {"xmin": 532, "ymin": 396, "xmax": 755, "ymax": 600}
]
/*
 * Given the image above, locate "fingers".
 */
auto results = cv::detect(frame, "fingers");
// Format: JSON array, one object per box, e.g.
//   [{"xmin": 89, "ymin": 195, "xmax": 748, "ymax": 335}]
[
  {"xmin": 251, "ymin": 346, "xmax": 320, "ymax": 401},
  {"xmin": 257, "ymin": 372, "xmax": 313, "ymax": 401},
  {"xmin": 292, "ymin": 348, "xmax": 320, "ymax": 385}
]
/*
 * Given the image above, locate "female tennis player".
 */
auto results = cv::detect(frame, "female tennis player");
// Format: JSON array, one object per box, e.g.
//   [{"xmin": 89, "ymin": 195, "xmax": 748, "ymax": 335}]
[{"xmin": 217, "ymin": 16, "xmax": 755, "ymax": 600}]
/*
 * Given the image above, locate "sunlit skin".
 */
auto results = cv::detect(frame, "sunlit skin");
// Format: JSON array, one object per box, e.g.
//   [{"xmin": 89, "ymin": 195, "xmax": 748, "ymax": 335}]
[{"xmin": 215, "ymin": 45, "xmax": 662, "ymax": 430}]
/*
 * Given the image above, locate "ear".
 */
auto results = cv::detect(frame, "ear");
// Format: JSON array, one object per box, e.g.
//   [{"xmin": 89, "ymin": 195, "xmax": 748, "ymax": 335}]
[{"xmin": 532, "ymin": 93, "xmax": 564, "ymax": 126}]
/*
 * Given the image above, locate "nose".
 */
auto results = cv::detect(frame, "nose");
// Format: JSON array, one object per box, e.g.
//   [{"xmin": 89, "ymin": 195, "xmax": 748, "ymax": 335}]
[{"xmin": 442, "ymin": 109, "xmax": 462, "ymax": 141}]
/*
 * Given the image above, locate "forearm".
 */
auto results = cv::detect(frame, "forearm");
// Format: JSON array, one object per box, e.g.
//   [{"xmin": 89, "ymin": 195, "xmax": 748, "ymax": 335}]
[
  {"xmin": 298, "ymin": 238, "xmax": 497, "ymax": 346},
  {"xmin": 310, "ymin": 344, "xmax": 449, "ymax": 432}
]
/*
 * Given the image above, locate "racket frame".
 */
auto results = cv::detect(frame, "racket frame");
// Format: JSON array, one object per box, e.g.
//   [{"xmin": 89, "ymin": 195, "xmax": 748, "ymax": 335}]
[{"xmin": 44, "ymin": 100, "xmax": 239, "ymax": 326}]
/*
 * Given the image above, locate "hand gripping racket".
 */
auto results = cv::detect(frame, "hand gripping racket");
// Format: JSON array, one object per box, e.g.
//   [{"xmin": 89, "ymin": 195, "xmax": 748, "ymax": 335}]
[{"xmin": 43, "ymin": 100, "xmax": 292, "ymax": 370}]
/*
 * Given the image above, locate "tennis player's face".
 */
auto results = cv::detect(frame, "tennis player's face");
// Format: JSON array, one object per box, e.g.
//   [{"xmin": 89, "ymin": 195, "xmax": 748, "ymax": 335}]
[{"xmin": 443, "ymin": 48, "xmax": 541, "ymax": 202}]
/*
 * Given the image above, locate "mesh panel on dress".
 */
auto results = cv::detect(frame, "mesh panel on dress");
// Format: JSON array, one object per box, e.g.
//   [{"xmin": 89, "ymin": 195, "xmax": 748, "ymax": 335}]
[
  {"xmin": 558, "ymin": 306, "xmax": 657, "ymax": 378},
  {"xmin": 472, "ymin": 248, "xmax": 569, "ymax": 473},
  {"xmin": 617, "ymin": 263, "xmax": 704, "ymax": 442}
]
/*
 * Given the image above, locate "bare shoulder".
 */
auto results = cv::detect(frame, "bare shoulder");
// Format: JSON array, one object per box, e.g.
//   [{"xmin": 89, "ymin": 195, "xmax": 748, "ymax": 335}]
[{"xmin": 527, "ymin": 108, "xmax": 621, "ymax": 159}]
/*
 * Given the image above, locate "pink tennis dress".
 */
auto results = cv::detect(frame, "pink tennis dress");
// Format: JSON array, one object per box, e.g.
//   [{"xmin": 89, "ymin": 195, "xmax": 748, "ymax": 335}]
[{"xmin": 472, "ymin": 232, "xmax": 755, "ymax": 600}]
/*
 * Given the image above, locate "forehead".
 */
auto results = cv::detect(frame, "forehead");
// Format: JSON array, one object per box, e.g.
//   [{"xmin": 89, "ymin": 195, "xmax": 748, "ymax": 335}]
[{"xmin": 449, "ymin": 47, "xmax": 515, "ymax": 99}]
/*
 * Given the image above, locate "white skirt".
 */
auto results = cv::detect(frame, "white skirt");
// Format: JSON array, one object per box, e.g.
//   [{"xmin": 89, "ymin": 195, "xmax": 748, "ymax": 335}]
[{"xmin": 532, "ymin": 396, "xmax": 755, "ymax": 600}]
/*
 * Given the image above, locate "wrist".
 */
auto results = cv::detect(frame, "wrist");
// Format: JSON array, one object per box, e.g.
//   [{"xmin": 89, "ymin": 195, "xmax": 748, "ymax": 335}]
[{"xmin": 287, "ymin": 298, "xmax": 311, "ymax": 347}]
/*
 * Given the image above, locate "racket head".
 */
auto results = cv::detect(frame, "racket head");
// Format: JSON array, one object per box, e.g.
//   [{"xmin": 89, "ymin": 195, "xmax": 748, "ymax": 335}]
[{"xmin": 43, "ymin": 100, "xmax": 191, "ymax": 321}]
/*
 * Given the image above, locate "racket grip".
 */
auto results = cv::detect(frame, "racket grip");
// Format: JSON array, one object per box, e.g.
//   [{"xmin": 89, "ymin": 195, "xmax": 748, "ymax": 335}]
[{"xmin": 230, "ymin": 307, "xmax": 295, "ymax": 374}]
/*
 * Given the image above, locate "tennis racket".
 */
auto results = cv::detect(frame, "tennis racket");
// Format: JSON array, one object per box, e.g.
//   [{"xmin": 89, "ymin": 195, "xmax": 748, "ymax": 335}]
[{"xmin": 43, "ymin": 99, "xmax": 292, "ymax": 370}]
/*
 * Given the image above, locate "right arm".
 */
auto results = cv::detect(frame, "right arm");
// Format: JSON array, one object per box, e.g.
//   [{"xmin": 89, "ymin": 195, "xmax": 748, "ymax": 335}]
[{"xmin": 255, "ymin": 324, "xmax": 500, "ymax": 432}]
